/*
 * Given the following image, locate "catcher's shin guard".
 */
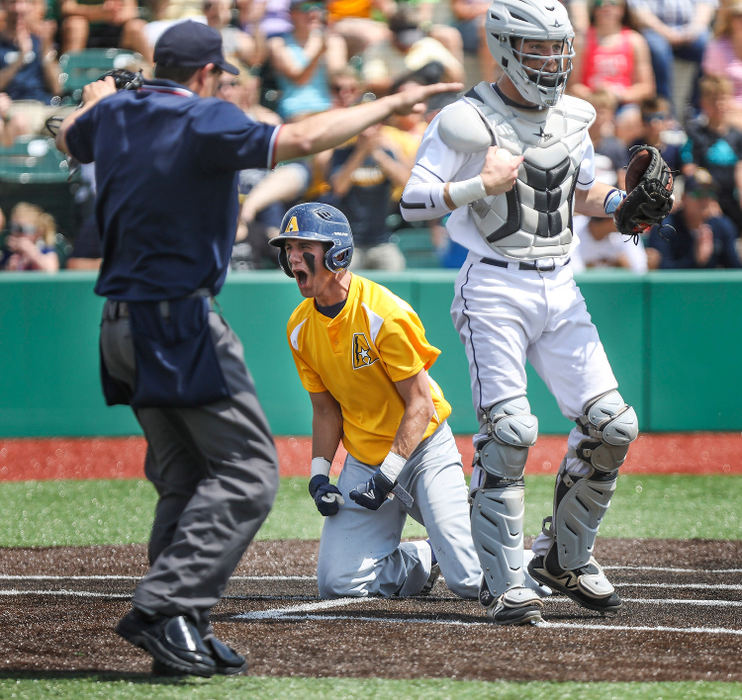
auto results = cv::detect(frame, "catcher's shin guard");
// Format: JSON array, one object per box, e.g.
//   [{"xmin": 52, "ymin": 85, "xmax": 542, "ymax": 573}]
[
  {"xmin": 551, "ymin": 462, "xmax": 617, "ymax": 571},
  {"xmin": 471, "ymin": 484, "xmax": 526, "ymax": 596},
  {"xmin": 550, "ymin": 390, "xmax": 636, "ymax": 570},
  {"xmin": 470, "ymin": 396, "xmax": 538, "ymax": 597},
  {"xmin": 530, "ymin": 465, "xmax": 621, "ymax": 613}
]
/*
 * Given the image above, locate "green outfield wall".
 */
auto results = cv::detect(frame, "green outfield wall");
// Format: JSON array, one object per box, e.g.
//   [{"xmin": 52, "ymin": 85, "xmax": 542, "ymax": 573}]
[{"xmin": 1, "ymin": 269, "xmax": 740, "ymax": 437}]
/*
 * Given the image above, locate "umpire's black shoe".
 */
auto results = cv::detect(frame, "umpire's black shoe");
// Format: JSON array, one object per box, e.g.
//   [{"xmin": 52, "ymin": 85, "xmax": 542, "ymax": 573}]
[
  {"xmin": 151, "ymin": 636, "xmax": 247, "ymax": 676},
  {"xmin": 527, "ymin": 547, "xmax": 622, "ymax": 615},
  {"xmin": 115, "ymin": 608, "xmax": 217, "ymax": 677}
]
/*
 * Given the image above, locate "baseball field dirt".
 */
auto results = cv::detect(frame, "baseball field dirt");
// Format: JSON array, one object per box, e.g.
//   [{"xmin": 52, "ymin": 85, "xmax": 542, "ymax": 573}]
[{"xmin": 1, "ymin": 537, "xmax": 740, "ymax": 682}]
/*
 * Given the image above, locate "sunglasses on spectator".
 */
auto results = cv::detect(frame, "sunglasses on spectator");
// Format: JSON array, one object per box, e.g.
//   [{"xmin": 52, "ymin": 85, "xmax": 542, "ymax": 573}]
[
  {"xmin": 687, "ymin": 189, "xmax": 715, "ymax": 199},
  {"xmin": 594, "ymin": 0, "xmax": 623, "ymax": 6},
  {"xmin": 218, "ymin": 79, "xmax": 240, "ymax": 89},
  {"xmin": 643, "ymin": 112, "xmax": 670, "ymax": 122},
  {"xmin": 297, "ymin": 2, "xmax": 324, "ymax": 12},
  {"xmin": 10, "ymin": 223, "xmax": 36, "ymax": 235}
]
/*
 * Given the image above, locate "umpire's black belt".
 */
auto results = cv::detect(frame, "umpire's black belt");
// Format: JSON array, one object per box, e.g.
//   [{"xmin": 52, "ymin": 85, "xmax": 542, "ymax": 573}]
[
  {"xmin": 104, "ymin": 289, "xmax": 214, "ymax": 320},
  {"xmin": 480, "ymin": 256, "xmax": 570, "ymax": 272}
]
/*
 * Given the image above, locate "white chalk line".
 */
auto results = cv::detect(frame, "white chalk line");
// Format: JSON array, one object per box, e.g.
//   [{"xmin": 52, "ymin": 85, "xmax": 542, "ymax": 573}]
[
  {"xmin": 245, "ymin": 612, "xmax": 742, "ymax": 637},
  {"xmin": 2, "ymin": 577, "xmax": 741, "ymax": 592},
  {"xmin": 0, "ymin": 589, "xmax": 131, "ymax": 598},
  {"xmin": 235, "ymin": 597, "xmax": 357, "ymax": 619},
  {"xmin": 0, "ymin": 590, "xmax": 739, "ymax": 610},
  {"xmin": 604, "ymin": 566, "xmax": 742, "ymax": 574},
  {"xmin": 0, "ymin": 566, "xmax": 739, "ymax": 582}
]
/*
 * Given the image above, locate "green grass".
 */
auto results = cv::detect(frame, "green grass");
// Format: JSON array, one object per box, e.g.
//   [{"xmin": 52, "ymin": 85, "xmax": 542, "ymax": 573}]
[
  {"xmin": 0, "ymin": 474, "xmax": 739, "ymax": 547},
  {"xmin": 0, "ymin": 678, "xmax": 739, "ymax": 699},
  {"xmin": 1, "ymin": 476, "xmax": 739, "ymax": 696}
]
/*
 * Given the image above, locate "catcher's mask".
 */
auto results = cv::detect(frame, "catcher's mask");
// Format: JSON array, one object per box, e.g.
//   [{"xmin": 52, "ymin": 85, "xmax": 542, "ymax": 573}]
[
  {"xmin": 270, "ymin": 202, "xmax": 354, "ymax": 278},
  {"xmin": 485, "ymin": 0, "xmax": 574, "ymax": 108}
]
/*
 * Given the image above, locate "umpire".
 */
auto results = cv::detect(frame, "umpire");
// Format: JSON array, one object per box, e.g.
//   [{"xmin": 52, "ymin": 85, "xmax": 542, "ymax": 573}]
[{"xmin": 55, "ymin": 20, "xmax": 460, "ymax": 678}]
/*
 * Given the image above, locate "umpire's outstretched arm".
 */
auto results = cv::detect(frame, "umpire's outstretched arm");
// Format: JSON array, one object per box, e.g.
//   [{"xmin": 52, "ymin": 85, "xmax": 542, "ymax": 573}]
[
  {"xmin": 55, "ymin": 67, "xmax": 462, "ymax": 164},
  {"xmin": 273, "ymin": 81, "xmax": 462, "ymax": 163}
]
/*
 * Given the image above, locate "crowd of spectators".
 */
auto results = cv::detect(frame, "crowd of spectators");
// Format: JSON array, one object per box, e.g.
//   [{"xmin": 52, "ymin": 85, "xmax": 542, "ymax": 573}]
[{"xmin": 2, "ymin": 0, "xmax": 742, "ymax": 272}]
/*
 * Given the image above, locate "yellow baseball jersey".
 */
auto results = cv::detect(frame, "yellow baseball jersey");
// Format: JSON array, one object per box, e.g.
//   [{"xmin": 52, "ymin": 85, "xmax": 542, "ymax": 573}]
[{"xmin": 287, "ymin": 274, "xmax": 451, "ymax": 465}]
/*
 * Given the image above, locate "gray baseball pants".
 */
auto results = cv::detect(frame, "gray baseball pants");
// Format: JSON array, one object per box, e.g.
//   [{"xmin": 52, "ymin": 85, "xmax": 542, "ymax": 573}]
[{"xmin": 100, "ymin": 302, "xmax": 279, "ymax": 630}]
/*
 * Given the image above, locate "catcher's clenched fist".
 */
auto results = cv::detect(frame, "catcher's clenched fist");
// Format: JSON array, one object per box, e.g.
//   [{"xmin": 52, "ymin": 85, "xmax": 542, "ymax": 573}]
[{"xmin": 608, "ymin": 144, "xmax": 675, "ymax": 241}]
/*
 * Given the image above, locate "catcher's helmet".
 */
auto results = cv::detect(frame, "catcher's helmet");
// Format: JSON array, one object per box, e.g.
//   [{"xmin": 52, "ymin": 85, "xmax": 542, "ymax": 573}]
[
  {"xmin": 270, "ymin": 202, "xmax": 354, "ymax": 277},
  {"xmin": 485, "ymin": 0, "xmax": 574, "ymax": 108}
]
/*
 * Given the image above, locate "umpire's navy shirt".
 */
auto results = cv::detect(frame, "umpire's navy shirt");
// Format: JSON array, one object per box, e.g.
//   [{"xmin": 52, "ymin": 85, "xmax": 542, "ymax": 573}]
[{"xmin": 65, "ymin": 80, "xmax": 280, "ymax": 301}]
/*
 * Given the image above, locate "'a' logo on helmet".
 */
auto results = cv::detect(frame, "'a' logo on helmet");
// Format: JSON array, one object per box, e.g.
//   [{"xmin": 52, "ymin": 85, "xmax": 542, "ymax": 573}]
[
  {"xmin": 285, "ymin": 216, "xmax": 299, "ymax": 233},
  {"xmin": 352, "ymin": 333, "xmax": 378, "ymax": 369}
]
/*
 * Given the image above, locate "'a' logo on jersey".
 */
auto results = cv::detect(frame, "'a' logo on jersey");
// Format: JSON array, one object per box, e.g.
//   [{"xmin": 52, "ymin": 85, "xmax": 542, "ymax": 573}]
[
  {"xmin": 284, "ymin": 216, "xmax": 299, "ymax": 233},
  {"xmin": 352, "ymin": 333, "xmax": 378, "ymax": 369}
]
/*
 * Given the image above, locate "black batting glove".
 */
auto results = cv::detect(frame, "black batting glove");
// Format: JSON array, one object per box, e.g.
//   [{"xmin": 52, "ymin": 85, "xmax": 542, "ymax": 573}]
[
  {"xmin": 308, "ymin": 474, "xmax": 345, "ymax": 516},
  {"xmin": 349, "ymin": 469, "xmax": 394, "ymax": 511}
]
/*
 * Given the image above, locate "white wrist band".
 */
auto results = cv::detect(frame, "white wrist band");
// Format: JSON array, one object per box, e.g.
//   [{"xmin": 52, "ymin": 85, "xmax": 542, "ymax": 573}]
[
  {"xmin": 448, "ymin": 176, "xmax": 487, "ymax": 208},
  {"xmin": 379, "ymin": 451, "xmax": 406, "ymax": 482},
  {"xmin": 310, "ymin": 457, "xmax": 332, "ymax": 479}
]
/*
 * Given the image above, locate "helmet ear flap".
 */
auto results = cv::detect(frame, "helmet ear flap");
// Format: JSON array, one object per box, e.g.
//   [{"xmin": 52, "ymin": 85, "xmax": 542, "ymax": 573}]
[{"xmin": 325, "ymin": 245, "xmax": 352, "ymax": 272}]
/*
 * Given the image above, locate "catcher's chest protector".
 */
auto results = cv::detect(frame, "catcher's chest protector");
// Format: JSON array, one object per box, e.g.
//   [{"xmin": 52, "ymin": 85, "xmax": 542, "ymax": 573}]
[{"xmin": 466, "ymin": 82, "xmax": 595, "ymax": 260}]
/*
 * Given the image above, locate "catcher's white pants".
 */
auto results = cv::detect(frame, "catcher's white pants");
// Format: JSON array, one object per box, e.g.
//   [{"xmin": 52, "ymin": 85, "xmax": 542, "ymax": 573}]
[
  {"xmin": 451, "ymin": 254, "xmax": 618, "ymax": 423},
  {"xmin": 451, "ymin": 254, "xmax": 620, "ymax": 556},
  {"xmin": 317, "ymin": 422, "xmax": 481, "ymax": 599}
]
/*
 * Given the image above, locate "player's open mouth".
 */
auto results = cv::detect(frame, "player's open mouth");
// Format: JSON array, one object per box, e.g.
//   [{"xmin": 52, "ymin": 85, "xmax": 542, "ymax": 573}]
[{"xmin": 295, "ymin": 270, "xmax": 308, "ymax": 286}]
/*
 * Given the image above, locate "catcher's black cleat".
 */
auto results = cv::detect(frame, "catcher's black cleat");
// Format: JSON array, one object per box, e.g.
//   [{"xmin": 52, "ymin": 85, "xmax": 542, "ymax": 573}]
[
  {"xmin": 527, "ymin": 548, "xmax": 622, "ymax": 615},
  {"xmin": 484, "ymin": 586, "xmax": 544, "ymax": 626},
  {"xmin": 115, "ymin": 608, "xmax": 217, "ymax": 677}
]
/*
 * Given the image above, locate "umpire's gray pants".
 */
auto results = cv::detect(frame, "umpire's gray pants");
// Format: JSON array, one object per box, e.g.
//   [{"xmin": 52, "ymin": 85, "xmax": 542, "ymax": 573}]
[{"xmin": 100, "ymin": 304, "xmax": 279, "ymax": 629}]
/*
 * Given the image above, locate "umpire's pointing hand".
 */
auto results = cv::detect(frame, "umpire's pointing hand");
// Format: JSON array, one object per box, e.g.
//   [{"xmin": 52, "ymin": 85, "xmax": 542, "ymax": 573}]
[{"xmin": 391, "ymin": 82, "xmax": 464, "ymax": 117}]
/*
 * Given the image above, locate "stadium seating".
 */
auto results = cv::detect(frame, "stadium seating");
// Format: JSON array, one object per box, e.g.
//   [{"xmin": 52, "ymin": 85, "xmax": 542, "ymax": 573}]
[
  {"xmin": 392, "ymin": 227, "xmax": 440, "ymax": 268},
  {"xmin": 58, "ymin": 49, "xmax": 144, "ymax": 103},
  {"xmin": 0, "ymin": 136, "xmax": 77, "ymax": 237}
]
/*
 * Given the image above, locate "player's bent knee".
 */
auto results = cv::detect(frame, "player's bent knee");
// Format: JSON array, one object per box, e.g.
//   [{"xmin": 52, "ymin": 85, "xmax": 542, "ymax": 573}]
[
  {"xmin": 317, "ymin": 571, "xmax": 367, "ymax": 599},
  {"xmin": 475, "ymin": 396, "xmax": 538, "ymax": 483},
  {"xmin": 575, "ymin": 390, "xmax": 638, "ymax": 473}
]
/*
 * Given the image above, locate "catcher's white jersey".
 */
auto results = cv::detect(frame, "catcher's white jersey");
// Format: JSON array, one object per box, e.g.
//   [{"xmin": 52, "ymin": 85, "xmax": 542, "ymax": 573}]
[{"xmin": 402, "ymin": 82, "xmax": 598, "ymax": 262}]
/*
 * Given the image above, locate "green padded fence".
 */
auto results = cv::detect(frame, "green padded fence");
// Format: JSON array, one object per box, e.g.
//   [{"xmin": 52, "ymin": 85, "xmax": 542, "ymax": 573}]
[{"xmin": 1, "ymin": 269, "xmax": 740, "ymax": 437}]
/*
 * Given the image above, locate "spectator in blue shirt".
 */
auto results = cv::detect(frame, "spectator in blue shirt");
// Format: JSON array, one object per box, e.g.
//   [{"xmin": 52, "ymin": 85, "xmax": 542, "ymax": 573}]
[
  {"xmin": 646, "ymin": 169, "xmax": 742, "ymax": 268},
  {"xmin": 627, "ymin": 0, "xmax": 716, "ymax": 111},
  {"xmin": 0, "ymin": 0, "xmax": 63, "ymax": 134},
  {"xmin": 54, "ymin": 19, "xmax": 460, "ymax": 678}
]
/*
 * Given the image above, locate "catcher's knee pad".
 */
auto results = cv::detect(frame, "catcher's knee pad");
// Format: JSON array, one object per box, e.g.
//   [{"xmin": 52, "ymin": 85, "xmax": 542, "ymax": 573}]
[
  {"xmin": 573, "ymin": 390, "xmax": 638, "ymax": 474},
  {"xmin": 474, "ymin": 396, "xmax": 538, "ymax": 486},
  {"xmin": 548, "ymin": 460, "xmax": 618, "ymax": 571},
  {"xmin": 471, "ymin": 483, "xmax": 525, "ymax": 596}
]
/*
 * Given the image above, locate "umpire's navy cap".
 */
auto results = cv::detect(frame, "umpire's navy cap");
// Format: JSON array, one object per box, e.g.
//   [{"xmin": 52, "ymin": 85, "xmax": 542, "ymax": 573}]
[{"xmin": 154, "ymin": 20, "xmax": 239, "ymax": 75}]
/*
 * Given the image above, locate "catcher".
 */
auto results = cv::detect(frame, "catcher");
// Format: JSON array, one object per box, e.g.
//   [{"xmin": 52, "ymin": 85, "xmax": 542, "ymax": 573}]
[{"xmin": 400, "ymin": 0, "xmax": 673, "ymax": 625}]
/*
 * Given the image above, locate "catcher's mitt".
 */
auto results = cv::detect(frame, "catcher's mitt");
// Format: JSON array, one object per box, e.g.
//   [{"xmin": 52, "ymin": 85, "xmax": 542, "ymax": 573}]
[
  {"xmin": 613, "ymin": 144, "xmax": 674, "ymax": 242},
  {"xmin": 98, "ymin": 68, "xmax": 144, "ymax": 92}
]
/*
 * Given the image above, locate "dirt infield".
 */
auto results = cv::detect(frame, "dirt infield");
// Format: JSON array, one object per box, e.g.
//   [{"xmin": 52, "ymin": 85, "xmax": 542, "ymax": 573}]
[{"xmin": 0, "ymin": 538, "xmax": 740, "ymax": 682}]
